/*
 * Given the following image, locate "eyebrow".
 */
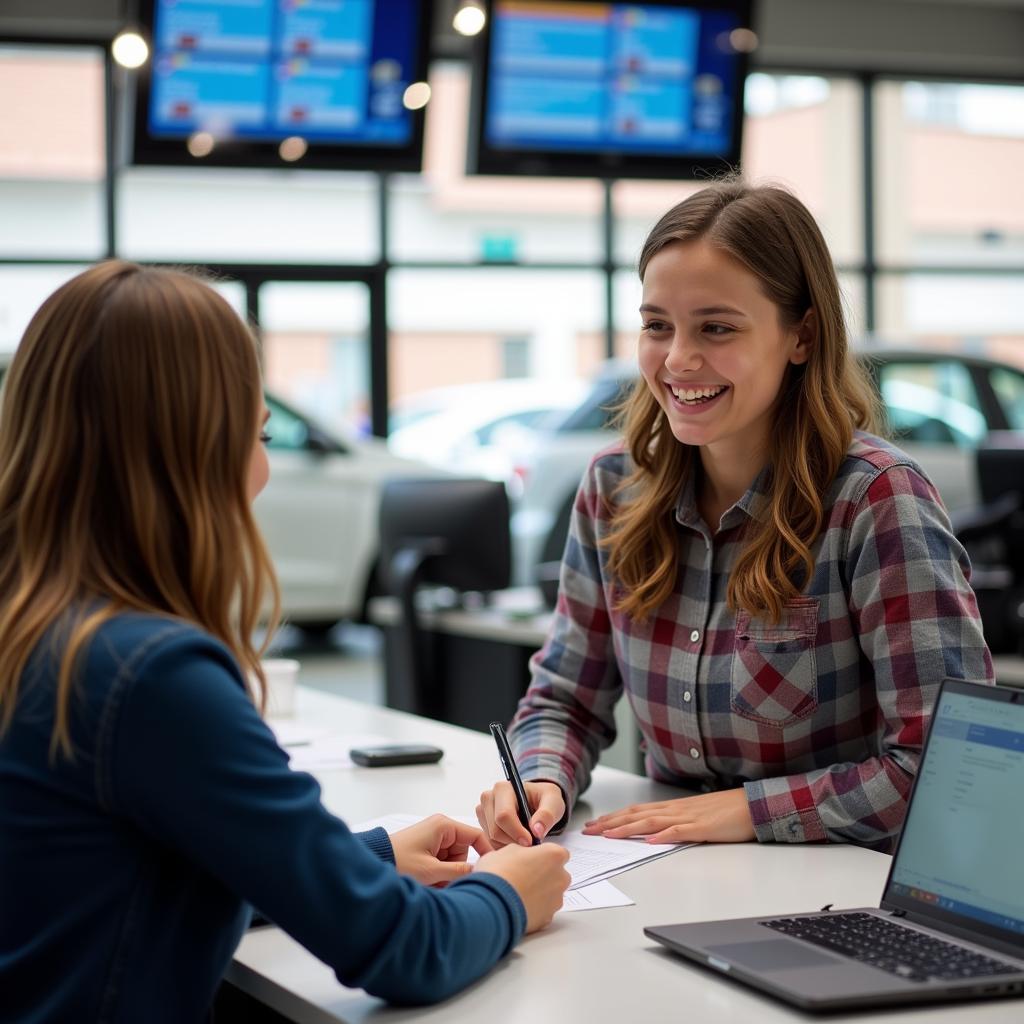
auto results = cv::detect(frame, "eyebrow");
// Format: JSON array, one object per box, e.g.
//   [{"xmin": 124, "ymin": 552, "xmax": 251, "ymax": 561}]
[{"xmin": 639, "ymin": 303, "xmax": 748, "ymax": 317}]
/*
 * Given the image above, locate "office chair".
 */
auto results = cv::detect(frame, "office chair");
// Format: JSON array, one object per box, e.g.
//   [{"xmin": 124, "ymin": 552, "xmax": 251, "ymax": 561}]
[{"xmin": 378, "ymin": 478, "xmax": 511, "ymax": 719}]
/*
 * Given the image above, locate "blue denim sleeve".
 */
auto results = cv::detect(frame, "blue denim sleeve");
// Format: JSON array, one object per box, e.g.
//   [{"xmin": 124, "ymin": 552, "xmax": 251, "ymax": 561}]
[{"xmin": 107, "ymin": 634, "xmax": 526, "ymax": 1005}]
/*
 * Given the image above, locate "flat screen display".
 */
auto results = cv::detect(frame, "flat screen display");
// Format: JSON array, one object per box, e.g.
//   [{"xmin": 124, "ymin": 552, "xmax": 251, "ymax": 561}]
[
  {"xmin": 469, "ymin": 0, "xmax": 751, "ymax": 178},
  {"xmin": 132, "ymin": 0, "xmax": 432, "ymax": 170}
]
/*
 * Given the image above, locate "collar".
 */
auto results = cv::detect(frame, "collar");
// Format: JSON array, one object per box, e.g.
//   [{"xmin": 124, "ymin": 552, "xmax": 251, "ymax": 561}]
[{"xmin": 674, "ymin": 459, "xmax": 772, "ymax": 531}]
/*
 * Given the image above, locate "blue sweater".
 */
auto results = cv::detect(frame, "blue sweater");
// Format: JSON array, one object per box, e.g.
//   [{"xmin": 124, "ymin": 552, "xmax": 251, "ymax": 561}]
[{"xmin": 0, "ymin": 613, "xmax": 526, "ymax": 1022}]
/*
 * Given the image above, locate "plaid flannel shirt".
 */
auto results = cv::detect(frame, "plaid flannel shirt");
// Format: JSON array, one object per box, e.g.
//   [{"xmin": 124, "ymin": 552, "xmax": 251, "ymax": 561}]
[{"xmin": 509, "ymin": 432, "xmax": 993, "ymax": 851}]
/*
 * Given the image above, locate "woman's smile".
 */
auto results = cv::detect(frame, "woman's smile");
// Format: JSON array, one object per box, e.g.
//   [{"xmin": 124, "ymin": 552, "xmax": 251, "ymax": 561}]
[{"xmin": 664, "ymin": 381, "xmax": 731, "ymax": 415}]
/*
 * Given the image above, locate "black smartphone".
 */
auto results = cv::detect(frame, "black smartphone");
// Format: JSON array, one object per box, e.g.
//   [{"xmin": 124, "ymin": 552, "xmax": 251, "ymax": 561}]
[{"xmin": 349, "ymin": 744, "xmax": 444, "ymax": 767}]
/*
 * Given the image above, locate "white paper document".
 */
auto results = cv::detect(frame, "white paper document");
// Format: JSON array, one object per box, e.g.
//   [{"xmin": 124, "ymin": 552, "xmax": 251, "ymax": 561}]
[
  {"xmin": 560, "ymin": 879, "xmax": 634, "ymax": 912},
  {"xmin": 351, "ymin": 814, "xmax": 662, "ymax": 913},
  {"xmin": 547, "ymin": 829, "xmax": 692, "ymax": 889}
]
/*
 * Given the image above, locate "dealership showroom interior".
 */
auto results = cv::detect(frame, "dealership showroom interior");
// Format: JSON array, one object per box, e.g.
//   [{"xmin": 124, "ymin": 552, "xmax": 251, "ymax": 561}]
[{"xmin": 3, "ymin": 0, "xmax": 1024, "ymax": 1022}]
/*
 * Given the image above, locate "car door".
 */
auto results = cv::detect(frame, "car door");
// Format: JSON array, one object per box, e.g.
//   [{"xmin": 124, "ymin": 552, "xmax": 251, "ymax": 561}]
[
  {"xmin": 873, "ymin": 357, "xmax": 990, "ymax": 513},
  {"xmin": 254, "ymin": 396, "xmax": 368, "ymax": 624}
]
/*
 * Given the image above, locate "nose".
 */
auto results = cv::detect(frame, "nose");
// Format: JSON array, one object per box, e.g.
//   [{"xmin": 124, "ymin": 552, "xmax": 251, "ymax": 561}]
[{"xmin": 664, "ymin": 332, "xmax": 703, "ymax": 375}]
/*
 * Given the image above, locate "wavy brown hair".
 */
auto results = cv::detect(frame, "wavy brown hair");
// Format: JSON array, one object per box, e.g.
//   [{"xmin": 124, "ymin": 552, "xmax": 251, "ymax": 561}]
[
  {"xmin": 0, "ymin": 261, "xmax": 280, "ymax": 758},
  {"xmin": 605, "ymin": 179, "xmax": 882, "ymax": 623}
]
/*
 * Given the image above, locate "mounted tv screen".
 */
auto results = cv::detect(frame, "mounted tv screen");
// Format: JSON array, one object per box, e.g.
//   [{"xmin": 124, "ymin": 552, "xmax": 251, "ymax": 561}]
[
  {"xmin": 132, "ymin": 0, "xmax": 432, "ymax": 171},
  {"xmin": 469, "ymin": 0, "xmax": 752, "ymax": 179}
]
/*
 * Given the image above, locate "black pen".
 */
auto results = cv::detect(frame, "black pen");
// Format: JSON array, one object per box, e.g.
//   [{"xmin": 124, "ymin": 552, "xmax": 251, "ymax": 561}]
[{"xmin": 489, "ymin": 721, "xmax": 540, "ymax": 846}]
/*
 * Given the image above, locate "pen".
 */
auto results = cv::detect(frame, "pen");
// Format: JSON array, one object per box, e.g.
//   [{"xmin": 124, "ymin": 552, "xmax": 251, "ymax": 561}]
[{"xmin": 489, "ymin": 721, "xmax": 540, "ymax": 846}]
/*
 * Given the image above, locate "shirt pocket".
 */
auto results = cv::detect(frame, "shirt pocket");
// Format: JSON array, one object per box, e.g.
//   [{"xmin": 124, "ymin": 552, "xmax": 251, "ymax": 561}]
[{"xmin": 730, "ymin": 598, "xmax": 820, "ymax": 727}]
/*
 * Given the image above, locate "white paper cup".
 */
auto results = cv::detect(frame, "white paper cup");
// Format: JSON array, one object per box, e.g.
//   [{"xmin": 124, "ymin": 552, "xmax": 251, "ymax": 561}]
[{"xmin": 258, "ymin": 658, "xmax": 300, "ymax": 718}]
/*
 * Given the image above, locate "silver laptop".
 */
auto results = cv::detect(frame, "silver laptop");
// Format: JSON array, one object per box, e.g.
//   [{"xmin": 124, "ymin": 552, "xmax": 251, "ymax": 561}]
[{"xmin": 645, "ymin": 678, "xmax": 1024, "ymax": 1012}]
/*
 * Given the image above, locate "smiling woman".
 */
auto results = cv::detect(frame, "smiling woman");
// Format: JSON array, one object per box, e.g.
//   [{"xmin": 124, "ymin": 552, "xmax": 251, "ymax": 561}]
[{"xmin": 476, "ymin": 177, "xmax": 994, "ymax": 857}]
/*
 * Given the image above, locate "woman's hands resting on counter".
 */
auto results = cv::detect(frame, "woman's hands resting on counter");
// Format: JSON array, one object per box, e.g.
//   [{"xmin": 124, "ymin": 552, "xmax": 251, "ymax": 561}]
[{"xmin": 583, "ymin": 788, "xmax": 756, "ymax": 843}]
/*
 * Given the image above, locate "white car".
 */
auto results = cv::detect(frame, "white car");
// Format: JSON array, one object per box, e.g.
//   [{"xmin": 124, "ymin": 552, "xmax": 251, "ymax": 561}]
[
  {"xmin": 511, "ymin": 350, "xmax": 1024, "ymax": 587},
  {"xmin": 255, "ymin": 394, "xmax": 453, "ymax": 632},
  {"xmin": 0, "ymin": 351, "xmax": 444, "ymax": 634},
  {"xmin": 388, "ymin": 377, "xmax": 587, "ymax": 485}
]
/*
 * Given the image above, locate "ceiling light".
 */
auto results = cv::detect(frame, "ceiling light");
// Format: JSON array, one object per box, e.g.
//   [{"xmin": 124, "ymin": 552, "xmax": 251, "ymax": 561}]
[
  {"xmin": 112, "ymin": 30, "xmax": 149, "ymax": 69},
  {"xmin": 403, "ymin": 82, "xmax": 432, "ymax": 110},
  {"xmin": 453, "ymin": 2, "xmax": 487, "ymax": 37}
]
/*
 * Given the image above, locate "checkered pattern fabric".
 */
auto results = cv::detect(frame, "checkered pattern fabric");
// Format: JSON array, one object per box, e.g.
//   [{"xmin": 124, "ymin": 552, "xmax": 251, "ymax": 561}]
[{"xmin": 509, "ymin": 432, "xmax": 993, "ymax": 851}]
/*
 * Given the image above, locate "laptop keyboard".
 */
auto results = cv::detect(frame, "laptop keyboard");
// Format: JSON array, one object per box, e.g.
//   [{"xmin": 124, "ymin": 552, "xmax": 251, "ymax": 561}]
[{"xmin": 761, "ymin": 913, "xmax": 1019, "ymax": 983}]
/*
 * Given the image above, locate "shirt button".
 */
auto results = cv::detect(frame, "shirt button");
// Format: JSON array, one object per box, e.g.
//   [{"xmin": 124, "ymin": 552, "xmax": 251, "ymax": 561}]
[
  {"xmin": 683, "ymin": 691, "xmax": 692, "ymax": 703},
  {"xmin": 689, "ymin": 629, "xmax": 700, "ymax": 643},
  {"xmin": 689, "ymin": 747, "xmax": 700, "ymax": 759}
]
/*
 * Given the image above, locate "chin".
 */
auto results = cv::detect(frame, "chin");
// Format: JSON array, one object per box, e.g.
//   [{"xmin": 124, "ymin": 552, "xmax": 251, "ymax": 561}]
[{"xmin": 668, "ymin": 424, "xmax": 714, "ymax": 448}]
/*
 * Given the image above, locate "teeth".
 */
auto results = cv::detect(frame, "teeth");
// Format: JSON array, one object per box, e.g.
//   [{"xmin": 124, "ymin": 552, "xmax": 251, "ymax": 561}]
[{"xmin": 670, "ymin": 385, "xmax": 725, "ymax": 402}]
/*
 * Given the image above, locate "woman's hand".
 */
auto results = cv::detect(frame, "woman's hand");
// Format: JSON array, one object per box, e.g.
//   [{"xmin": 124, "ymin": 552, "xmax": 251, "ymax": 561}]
[
  {"xmin": 473, "ymin": 843, "xmax": 571, "ymax": 933},
  {"xmin": 476, "ymin": 780, "xmax": 566, "ymax": 847},
  {"xmin": 582, "ymin": 788, "xmax": 756, "ymax": 844},
  {"xmin": 390, "ymin": 814, "xmax": 493, "ymax": 886}
]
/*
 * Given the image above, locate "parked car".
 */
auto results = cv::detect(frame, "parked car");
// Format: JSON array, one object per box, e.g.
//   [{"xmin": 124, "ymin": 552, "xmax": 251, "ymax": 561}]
[
  {"xmin": 0, "ymin": 352, "xmax": 444, "ymax": 633},
  {"xmin": 510, "ymin": 349, "xmax": 1024, "ymax": 587},
  {"xmin": 387, "ymin": 377, "xmax": 587, "ymax": 484}
]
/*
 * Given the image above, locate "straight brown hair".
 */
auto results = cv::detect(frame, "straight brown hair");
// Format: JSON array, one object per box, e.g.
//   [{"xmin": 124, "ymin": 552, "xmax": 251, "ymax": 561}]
[
  {"xmin": 0, "ymin": 261, "xmax": 280, "ymax": 758},
  {"xmin": 604, "ymin": 179, "xmax": 882, "ymax": 623}
]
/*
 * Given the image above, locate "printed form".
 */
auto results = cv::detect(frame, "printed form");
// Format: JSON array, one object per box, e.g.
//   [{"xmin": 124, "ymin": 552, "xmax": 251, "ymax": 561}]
[{"xmin": 354, "ymin": 814, "xmax": 694, "ymax": 909}]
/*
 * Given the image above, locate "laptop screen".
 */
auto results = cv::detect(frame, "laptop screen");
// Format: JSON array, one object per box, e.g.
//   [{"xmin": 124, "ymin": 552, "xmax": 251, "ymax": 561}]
[{"xmin": 886, "ymin": 681, "xmax": 1024, "ymax": 947}]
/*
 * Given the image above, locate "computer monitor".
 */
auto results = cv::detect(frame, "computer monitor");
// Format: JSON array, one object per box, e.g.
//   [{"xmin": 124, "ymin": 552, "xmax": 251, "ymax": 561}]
[
  {"xmin": 378, "ymin": 478, "xmax": 512, "ymax": 719},
  {"xmin": 379, "ymin": 477, "xmax": 511, "ymax": 594},
  {"xmin": 131, "ymin": 0, "xmax": 433, "ymax": 171},
  {"xmin": 468, "ymin": 0, "xmax": 752, "ymax": 179}
]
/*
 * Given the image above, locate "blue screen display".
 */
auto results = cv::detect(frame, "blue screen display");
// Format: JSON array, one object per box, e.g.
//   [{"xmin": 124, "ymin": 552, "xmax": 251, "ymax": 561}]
[
  {"xmin": 890, "ymin": 688, "xmax": 1024, "ymax": 937},
  {"xmin": 484, "ymin": 1, "xmax": 743, "ymax": 158},
  {"xmin": 148, "ymin": 0, "xmax": 422, "ymax": 146}
]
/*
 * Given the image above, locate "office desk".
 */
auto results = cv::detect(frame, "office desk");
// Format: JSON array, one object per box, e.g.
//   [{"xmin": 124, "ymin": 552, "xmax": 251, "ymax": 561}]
[{"xmin": 228, "ymin": 688, "xmax": 1020, "ymax": 1024}]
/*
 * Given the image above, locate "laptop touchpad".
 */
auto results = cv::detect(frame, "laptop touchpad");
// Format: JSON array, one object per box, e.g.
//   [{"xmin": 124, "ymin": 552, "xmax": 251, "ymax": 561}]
[{"xmin": 706, "ymin": 940, "xmax": 842, "ymax": 971}]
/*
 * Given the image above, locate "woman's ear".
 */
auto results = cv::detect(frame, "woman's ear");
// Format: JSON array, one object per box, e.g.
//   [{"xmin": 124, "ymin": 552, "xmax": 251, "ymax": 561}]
[{"xmin": 790, "ymin": 309, "xmax": 817, "ymax": 366}]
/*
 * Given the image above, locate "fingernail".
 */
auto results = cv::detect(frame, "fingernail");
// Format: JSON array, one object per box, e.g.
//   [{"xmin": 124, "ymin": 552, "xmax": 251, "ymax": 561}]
[
  {"xmin": 532, "ymin": 823, "xmax": 545, "ymax": 837},
  {"xmin": 520, "ymin": 837, "xmax": 532, "ymax": 847}
]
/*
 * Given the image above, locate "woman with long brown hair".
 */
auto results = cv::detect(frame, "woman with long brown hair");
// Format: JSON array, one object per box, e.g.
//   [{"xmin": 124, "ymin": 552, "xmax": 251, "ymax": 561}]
[
  {"xmin": 0, "ymin": 261, "xmax": 569, "ymax": 1023},
  {"xmin": 477, "ymin": 179, "xmax": 992, "ymax": 853}
]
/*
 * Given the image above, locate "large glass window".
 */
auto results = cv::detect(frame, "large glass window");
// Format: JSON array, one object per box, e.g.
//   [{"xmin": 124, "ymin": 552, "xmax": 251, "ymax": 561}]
[
  {"xmin": 0, "ymin": 46, "xmax": 105, "ymax": 258},
  {"xmin": 743, "ymin": 73, "xmax": 863, "ymax": 266},
  {"xmin": 875, "ymin": 81, "xmax": 1024, "ymax": 268},
  {"xmin": 257, "ymin": 281, "xmax": 371, "ymax": 437},
  {"xmin": 118, "ymin": 169, "xmax": 379, "ymax": 264},
  {"xmin": 388, "ymin": 268, "xmax": 605, "ymax": 399},
  {"xmin": 876, "ymin": 273, "xmax": 1024, "ymax": 364},
  {"xmin": 0, "ymin": 265, "xmax": 91, "ymax": 353}
]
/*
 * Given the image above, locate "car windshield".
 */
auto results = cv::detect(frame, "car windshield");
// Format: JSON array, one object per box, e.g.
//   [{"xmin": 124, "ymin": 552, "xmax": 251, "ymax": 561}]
[{"xmin": 880, "ymin": 379, "xmax": 987, "ymax": 446}]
